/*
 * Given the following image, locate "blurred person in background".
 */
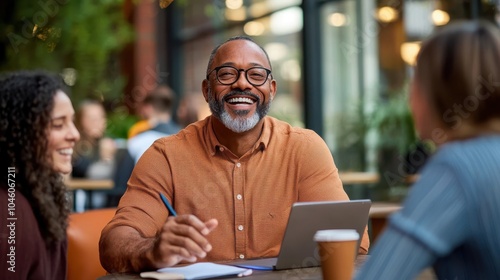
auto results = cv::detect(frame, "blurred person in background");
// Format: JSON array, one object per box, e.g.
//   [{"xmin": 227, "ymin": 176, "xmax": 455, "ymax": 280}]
[
  {"xmin": 127, "ymin": 85, "xmax": 181, "ymax": 163},
  {"xmin": 127, "ymin": 108, "xmax": 153, "ymax": 139},
  {"xmin": 72, "ymin": 99, "xmax": 117, "ymax": 210},
  {"xmin": 176, "ymin": 92, "xmax": 211, "ymax": 128},
  {"xmin": 0, "ymin": 70, "xmax": 80, "ymax": 279},
  {"xmin": 127, "ymin": 86, "xmax": 168, "ymax": 139},
  {"xmin": 128, "ymin": 85, "xmax": 181, "ymax": 140},
  {"xmin": 356, "ymin": 20, "xmax": 500, "ymax": 279},
  {"xmin": 110, "ymin": 86, "xmax": 182, "ymax": 206}
]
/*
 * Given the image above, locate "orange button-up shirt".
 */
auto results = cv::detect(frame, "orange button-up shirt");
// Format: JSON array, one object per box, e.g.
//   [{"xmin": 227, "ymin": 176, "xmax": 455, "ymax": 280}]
[{"xmin": 102, "ymin": 116, "xmax": 369, "ymax": 261}]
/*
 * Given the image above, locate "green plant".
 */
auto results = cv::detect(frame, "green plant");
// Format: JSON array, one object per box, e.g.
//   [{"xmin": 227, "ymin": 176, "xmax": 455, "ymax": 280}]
[
  {"xmin": 329, "ymin": 102, "xmax": 368, "ymax": 172},
  {"xmin": 106, "ymin": 107, "xmax": 139, "ymax": 139},
  {"xmin": 368, "ymin": 92, "xmax": 417, "ymax": 154},
  {"xmin": 0, "ymin": 0, "xmax": 134, "ymax": 106}
]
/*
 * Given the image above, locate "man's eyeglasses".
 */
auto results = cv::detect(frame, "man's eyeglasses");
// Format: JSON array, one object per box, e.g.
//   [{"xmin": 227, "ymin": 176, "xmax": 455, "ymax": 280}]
[{"xmin": 206, "ymin": 66, "xmax": 272, "ymax": 87}]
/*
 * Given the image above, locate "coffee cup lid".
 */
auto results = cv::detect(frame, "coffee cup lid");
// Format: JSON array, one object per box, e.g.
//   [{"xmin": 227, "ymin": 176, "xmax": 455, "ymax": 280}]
[{"xmin": 313, "ymin": 229, "xmax": 359, "ymax": 242}]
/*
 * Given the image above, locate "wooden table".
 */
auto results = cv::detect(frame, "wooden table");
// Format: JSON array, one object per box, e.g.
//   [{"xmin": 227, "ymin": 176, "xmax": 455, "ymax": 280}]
[
  {"xmin": 66, "ymin": 179, "xmax": 114, "ymax": 190},
  {"xmin": 98, "ymin": 255, "xmax": 435, "ymax": 279},
  {"xmin": 65, "ymin": 179, "xmax": 114, "ymax": 211},
  {"xmin": 339, "ymin": 172, "xmax": 380, "ymax": 185}
]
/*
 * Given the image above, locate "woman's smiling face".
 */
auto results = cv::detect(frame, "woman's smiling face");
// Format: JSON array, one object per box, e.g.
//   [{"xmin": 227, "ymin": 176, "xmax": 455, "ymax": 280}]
[{"xmin": 47, "ymin": 90, "xmax": 80, "ymax": 174}]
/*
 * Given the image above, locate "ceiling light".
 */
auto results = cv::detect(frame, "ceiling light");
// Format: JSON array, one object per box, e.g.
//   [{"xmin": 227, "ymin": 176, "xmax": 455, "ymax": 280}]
[
  {"xmin": 328, "ymin": 13, "xmax": 347, "ymax": 27},
  {"xmin": 244, "ymin": 21, "xmax": 266, "ymax": 36},
  {"xmin": 270, "ymin": 7, "xmax": 303, "ymax": 35},
  {"xmin": 226, "ymin": 0, "xmax": 243, "ymax": 10},
  {"xmin": 225, "ymin": 7, "xmax": 246, "ymax": 21},
  {"xmin": 400, "ymin": 42, "xmax": 421, "ymax": 66},
  {"xmin": 432, "ymin": 9, "xmax": 450, "ymax": 26},
  {"xmin": 376, "ymin": 6, "xmax": 398, "ymax": 23}
]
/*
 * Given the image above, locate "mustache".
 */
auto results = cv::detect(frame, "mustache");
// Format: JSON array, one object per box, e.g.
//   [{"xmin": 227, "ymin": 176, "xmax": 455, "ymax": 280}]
[{"xmin": 223, "ymin": 90, "xmax": 260, "ymax": 102}]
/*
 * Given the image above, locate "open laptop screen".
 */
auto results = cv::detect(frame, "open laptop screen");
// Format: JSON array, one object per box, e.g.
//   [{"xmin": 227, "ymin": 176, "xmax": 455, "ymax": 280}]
[{"xmin": 230, "ymin": 199, "xmax": 371, "ymax": 270}]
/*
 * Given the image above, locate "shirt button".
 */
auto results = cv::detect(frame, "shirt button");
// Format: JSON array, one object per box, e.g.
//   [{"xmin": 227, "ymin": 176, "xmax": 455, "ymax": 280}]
[
  {"xmin": 238, "ymin": 225, "xmax": 244, "ymax": 231},
  {"xmin": 236, "ymin": 162, "xmax": 241, "ymax": 167},
  {"xmin": 239, "ymin": 254, "xmax": 245, "ymax": 259},
  {"xmin": 236, "ymin": 194, "xmax": 242, "ymax": 200},
  {"xmin": 219, "ymin": 147, "xmax": 224, "ymax": 152}
]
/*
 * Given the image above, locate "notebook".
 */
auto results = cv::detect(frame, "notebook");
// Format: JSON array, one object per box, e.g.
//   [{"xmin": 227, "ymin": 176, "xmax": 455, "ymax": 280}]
[
  {"xmin": 229, "ymin": 199, "xmax": 371, "ymax": 270},
  {"xmin": 140, "ymin": 262, "xmax": 252, "ymax": 279}
]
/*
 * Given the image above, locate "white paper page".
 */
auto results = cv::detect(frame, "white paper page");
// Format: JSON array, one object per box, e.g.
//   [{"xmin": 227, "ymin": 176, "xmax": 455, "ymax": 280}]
[{"xmin": 143, "ymin": 262, "xmax": 251, "ymax": 279}]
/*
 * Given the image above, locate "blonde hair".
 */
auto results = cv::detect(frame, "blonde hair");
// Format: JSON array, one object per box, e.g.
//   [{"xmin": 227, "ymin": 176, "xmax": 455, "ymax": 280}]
[{"xmin": 416, "ymin": 20, "xmax": 500, "ymax": 129}]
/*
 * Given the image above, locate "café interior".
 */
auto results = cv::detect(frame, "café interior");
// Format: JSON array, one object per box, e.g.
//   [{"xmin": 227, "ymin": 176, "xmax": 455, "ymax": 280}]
[{"xmin": 63, "ymin": 0, "xmax": 499, "ymax": 279}]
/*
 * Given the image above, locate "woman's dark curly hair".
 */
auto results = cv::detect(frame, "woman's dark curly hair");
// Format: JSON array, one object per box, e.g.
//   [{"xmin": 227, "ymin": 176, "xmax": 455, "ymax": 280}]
[{"xmin": 0, "ymin": 70, "xmax": 70, "ymax": 246}]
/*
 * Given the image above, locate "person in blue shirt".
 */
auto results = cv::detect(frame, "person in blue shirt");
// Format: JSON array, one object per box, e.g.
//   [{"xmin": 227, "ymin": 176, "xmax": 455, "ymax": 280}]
[
  {"xmin": 356, "ymin": 20, "xmax": 500, "ymax": 279},
  {"xmin": 127, "ymin": 85, "xmax": 181, "ymax": 163},
  {"xmin": 109, "ymin": 85, "xmax": 182, "ymax": 207}
]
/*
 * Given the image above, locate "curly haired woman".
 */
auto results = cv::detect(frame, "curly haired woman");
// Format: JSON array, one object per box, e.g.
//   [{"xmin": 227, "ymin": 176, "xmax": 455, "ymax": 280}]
[{"xmin": 0, "ymin": 70, "xmax": 80, "ymax": 279}]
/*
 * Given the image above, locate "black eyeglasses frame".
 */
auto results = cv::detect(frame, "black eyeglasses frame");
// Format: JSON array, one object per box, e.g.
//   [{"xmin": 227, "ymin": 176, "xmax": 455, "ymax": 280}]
[{"xmin": 206, "ymin": 65, "xmax": 272, "ymax": 87}]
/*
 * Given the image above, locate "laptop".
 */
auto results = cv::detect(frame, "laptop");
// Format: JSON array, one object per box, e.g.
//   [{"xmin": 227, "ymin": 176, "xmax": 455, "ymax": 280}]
[{"xmin": 229, "ymin": 199, "xmax": 371, "ymax": 270}]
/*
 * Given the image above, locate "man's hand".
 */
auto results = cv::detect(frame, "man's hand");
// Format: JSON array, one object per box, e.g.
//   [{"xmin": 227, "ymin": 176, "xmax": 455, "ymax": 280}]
[{"xmin": 149, "ymin": 214, "xmax": 218, "ymax": 268}]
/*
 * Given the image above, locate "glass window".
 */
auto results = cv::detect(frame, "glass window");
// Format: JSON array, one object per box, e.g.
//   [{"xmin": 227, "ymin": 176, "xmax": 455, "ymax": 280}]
[
  {"xmin": 321, "ymin": 0, "xmax": 379, "ymax": 172},
  {"xmin": 179, "ymin": 1, "xmax": 304, "ymax": 126}
]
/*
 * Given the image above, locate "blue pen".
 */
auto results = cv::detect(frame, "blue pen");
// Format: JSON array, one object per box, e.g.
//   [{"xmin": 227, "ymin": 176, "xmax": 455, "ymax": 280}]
[{"xmin": 159, "ymin": 193, "xmax": 177, "ymax": 216}]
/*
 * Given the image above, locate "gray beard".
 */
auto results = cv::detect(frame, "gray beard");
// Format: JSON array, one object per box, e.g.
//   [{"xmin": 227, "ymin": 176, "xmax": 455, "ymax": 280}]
[{"xmin": 207, "ymin": 88, "xmax": 271, "ymax": 133}]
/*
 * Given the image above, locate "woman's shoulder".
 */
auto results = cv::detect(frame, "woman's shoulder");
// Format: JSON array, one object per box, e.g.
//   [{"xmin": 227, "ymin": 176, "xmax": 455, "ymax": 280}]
[
  {"xmin": 0, "ymin": 186, "xmax": 45, "ymax": 278},
  {"xmin": 0, "ymin": 187, "xmax": 42, "ymax": 245},
  {"xmin": 436, "ymin": 135, "xmax": 500, "ymax": 161},
  {"xmin": 426, "ymin": 135, "xmax": 500, "ymax": 192},
  {"xmin": 0, "ymin": 186, "xmax": 37, "ymax": 221}
]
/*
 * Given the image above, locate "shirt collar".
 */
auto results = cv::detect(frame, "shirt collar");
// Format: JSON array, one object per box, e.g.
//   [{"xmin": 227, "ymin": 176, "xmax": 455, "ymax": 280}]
[{"xmin": 205, "ymin": 116, "xmax": 271, "ymax": 156}]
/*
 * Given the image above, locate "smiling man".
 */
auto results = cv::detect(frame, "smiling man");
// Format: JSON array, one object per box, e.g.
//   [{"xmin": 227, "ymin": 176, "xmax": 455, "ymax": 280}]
[{"xmin": 99, "ymin": 36, "xmax": 369, "ymax": 273}]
